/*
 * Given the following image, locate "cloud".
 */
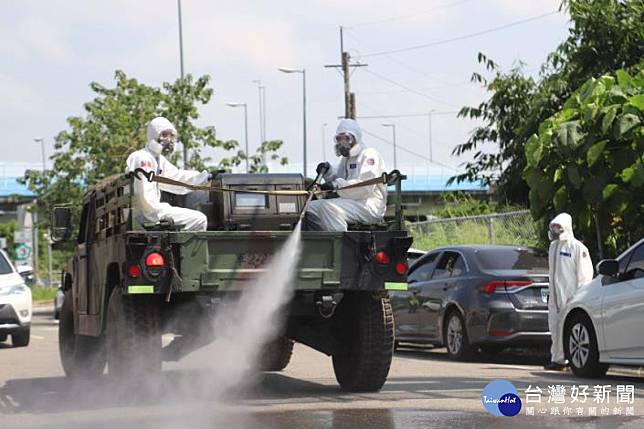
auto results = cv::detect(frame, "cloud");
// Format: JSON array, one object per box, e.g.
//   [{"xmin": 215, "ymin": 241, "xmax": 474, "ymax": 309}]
[{"xmin": 0, "ymin": 74, "xmax": 44, "ymax": 114}]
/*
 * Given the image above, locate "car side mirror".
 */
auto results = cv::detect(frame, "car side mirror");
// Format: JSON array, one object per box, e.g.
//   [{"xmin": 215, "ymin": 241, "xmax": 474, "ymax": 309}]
[
  {"xmin": 51, "ymin": 207, "xmax": 72, "ymax": 242},
  {"xmin": 597, "ymin": 259, "xmax": 619, "ymax": 277}
]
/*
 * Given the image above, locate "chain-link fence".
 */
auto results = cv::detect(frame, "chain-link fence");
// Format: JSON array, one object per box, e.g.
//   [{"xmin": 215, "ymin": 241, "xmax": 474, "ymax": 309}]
[{"xmin": 408, "ymin": 210, "xmax": 542, "ymax": 250}]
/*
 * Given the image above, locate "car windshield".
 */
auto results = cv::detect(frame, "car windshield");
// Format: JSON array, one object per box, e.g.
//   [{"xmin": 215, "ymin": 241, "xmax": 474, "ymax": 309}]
[
  {"xmin": 475, "ymin": 248, "xmax": 549, "ymax": 271},
  {"xmin": 0, "ymin": 252, "xmax": 14, "ymax": 275}
]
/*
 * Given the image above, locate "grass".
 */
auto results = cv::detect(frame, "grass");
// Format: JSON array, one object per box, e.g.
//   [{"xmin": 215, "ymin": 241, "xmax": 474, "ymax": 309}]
[{"xmin": 30, "ymin": 286, "xmax": 58, "ymax": 303}]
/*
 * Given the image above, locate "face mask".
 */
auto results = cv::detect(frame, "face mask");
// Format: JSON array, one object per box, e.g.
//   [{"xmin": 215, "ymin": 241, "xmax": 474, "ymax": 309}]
[
  {"xmin": 157, "ymin": 130, "xmax": 177, "ymax": 156},
  {"xmin": 549, "ymin": 224, "xmax": 563, "ymax": 241},
  {"xmin": 334, "ymin": 132, "xmax": 355, "ymax": 157}
]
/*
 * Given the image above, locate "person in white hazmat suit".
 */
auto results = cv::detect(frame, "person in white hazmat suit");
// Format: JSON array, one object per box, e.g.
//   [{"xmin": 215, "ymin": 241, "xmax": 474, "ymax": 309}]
[
  {"xmin": 126, "ymin": 117, "xmax": 211, "ymax": 231},
  {"xmin": 544, "ymin": 212, "xmax": 594, "ymax": 371},
  {"xmin": 305, "ymin": 119, "xmax": 387, "ymax": 231}
]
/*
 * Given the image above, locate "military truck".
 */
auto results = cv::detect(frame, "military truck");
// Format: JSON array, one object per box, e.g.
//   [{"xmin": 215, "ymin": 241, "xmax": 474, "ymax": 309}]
[{"xmin": 52, "ymin": 171, "xmax": 411, "ymax": 392}]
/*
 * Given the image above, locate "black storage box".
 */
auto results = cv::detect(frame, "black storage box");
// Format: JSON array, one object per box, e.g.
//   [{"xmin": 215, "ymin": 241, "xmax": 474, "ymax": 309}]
[{"xmin": 207, "ymin": 173, "xmax": 306, "ymax": 231}]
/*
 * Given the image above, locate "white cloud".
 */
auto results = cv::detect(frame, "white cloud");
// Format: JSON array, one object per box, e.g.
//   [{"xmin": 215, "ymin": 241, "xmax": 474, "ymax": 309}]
[{"xmin": 0, "ymin": 16, "xmax": 75, "ymax": 63}]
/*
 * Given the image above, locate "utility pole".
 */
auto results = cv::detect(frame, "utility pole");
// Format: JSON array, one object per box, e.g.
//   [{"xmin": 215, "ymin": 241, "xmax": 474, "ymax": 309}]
[
  {"xmin": 325, "ymin": 26, "xmax": 367, "ymax": 119},
  {"xmin": 252, "ymin": 80, "xmax": 266, "ymax": 145},
  {"xmin": 177, "ymin": 0, "xmax": 188, "ymax": 168}
]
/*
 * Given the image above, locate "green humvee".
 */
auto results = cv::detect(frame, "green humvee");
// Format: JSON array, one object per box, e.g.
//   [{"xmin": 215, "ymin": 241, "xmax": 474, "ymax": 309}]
[{"xmin": 52, "ymin": 171, "xmax": 411, "ymax": 392}]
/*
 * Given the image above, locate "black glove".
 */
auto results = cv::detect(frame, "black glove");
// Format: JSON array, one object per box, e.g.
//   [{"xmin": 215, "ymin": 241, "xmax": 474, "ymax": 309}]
[
  {"xmin": 316, "ymin": 162, "xmax": 331, "ymax": 175},
  {"xmin": 320, "ymin": 182, "xmax": 335, "ymax": 191}
]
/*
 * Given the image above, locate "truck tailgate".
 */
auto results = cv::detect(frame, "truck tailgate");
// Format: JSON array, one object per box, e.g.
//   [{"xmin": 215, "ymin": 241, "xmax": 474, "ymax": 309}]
[{"xmin": 169, "ymin": 230, "xmax": 409, "ymax": 291}]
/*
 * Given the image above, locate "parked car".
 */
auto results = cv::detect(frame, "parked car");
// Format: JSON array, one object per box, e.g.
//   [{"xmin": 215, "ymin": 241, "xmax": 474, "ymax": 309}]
[
  {"xmin": 407, "ymin": 248, "xmax": 426, "ymax": 266},
  {"xmin": 0, "ymin": 249, "xmax": 32, "ymax": 347},
  {"xmin": 562, "ymin": 238, "xmax": 644, "ymax": 378},
  {"xmin": 391, "ymin": 245, "xmax": 550, "ymax": 360},
  {"xmin": 16, "ymin": 265, "xmax": 36, "ymax": 287},
  {"xmin": 54, "ymin": 286, "xmax": 64, "ymax": 320}
]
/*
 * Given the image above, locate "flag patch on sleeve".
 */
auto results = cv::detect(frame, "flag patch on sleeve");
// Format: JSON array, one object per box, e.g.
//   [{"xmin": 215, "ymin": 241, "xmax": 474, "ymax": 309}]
[
  {"xmin": 349, "ymin": 163, "xmax": 357, "ymax": 169},
  {"xmin": 366, "ymin": 158, "xmax": 375, "ymax": 166},
  {"xmin": 140, "ymin": 160, "xmax": 153, "ymax": 169}
]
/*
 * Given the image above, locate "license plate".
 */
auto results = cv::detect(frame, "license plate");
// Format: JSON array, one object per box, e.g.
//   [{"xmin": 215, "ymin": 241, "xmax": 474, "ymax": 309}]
[{"xmin": 541, "ymin": 288, "xmax": 549, "ymax": 304}]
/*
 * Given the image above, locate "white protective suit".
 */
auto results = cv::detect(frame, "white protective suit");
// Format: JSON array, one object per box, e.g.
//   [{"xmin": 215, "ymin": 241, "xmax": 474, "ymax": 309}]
[
  {"xmin": 547, "ymin": 212, "xmax": 594, "ymax": 364},
  {"xmin": 306, "ymin": 119, "xmax": 387, "ymax": 231},
  {"xmin": 126, "ymin": 117, "xmax": 210, "ymax": 231}
]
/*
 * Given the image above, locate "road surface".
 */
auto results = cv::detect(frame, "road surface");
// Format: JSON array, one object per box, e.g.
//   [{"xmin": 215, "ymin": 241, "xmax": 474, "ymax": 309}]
[{"xmin": 1, "ymin": 308, "xmax": 643, "ymax": 428}]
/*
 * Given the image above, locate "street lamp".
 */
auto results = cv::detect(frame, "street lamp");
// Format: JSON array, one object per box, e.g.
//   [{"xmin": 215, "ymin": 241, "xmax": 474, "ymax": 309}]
[
  {"xmin": 252, "ymin": 80, "xmax": 266, "ymax": 145},
  {"xmin": 381, "ymin": 123, "xmax": 397, "ymax": 170},
  {"xmin": 321, "ymin": 123, "xmax": 328, "ymax": 161},
  {"xmin": 34, "ymin": 137, "xmax": 45, "ymax": 171},
  {"xmin": 428, "ymin": 109, "xmax": 435, "ymax": 162},
  {"xmin": 227, "ymin": 102, "xmax": 250, "ymax": 173},
  {"xmin": 278, "ymin": 67, "xmax": 307, "ymax": 178}
]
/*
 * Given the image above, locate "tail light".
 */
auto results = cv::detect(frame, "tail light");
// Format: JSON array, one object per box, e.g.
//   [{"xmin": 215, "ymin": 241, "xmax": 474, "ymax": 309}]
[
  {"xmin": 395, "ymin": 262, "xmax": 408, "ymax": 275},
  {"xmin": 127, "ymin": 264, "xmax": 142, "ymax": 278},
  {"xmin": 483, "ymin": 280, "xmax": 532, "ymax": 294},
  {"xmin": 145, "ymin": 252, "xmax": 165, "ymax": 267},
  {"xmin": 374, "ymin": 251, "xmax": 391, "ymax": 265}
]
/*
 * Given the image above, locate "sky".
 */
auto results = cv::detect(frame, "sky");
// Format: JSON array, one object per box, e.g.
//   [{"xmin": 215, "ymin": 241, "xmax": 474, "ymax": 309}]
[{"xmin": 0, "ymin": 0, "xmax": 570, "ymax": 178}]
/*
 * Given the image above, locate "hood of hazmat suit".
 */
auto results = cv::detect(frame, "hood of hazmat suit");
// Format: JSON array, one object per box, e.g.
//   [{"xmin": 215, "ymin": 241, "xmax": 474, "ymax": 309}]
[
  {"xmin": 306, "ymin": 119, "xmax": 387, "ymax": 231},
  {"xmin": 125, "ymin": 117, "xmax": 210, "ymax": 231},
  {"xmin": 546, "ymin": 212, "xmax": 594, "ymax": 364}
]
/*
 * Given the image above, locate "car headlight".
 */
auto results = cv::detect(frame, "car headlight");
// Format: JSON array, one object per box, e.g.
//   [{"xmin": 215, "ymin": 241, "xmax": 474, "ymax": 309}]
[{"xmin": 0, "ymin": 284, "xmax": 29, "ymax": 296}]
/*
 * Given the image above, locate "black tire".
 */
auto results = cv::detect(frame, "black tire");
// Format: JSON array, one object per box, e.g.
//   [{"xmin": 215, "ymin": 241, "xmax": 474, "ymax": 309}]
[
  {"xmin": 444, "ymin": 310, "xmax": 475, "ymax": 361},
  {"xmin": 12, "ymin": 328, "xmax": 30, "ymax": 347},
  {"xmin": 54, "ymin": 310, "xmax": 60, "ymax": 320},
  {"xmin": 106, "ymin": 288, "xmax": 161, "ymax": 377},
  {"xmin": 564, "ymin": 313, "xmax": 608, "ymax": 378},
  {"xmin": 332, "ymin": 293, "xmax": 394, "ymax": 392},
  {"xmin": 260, "ymin": 336, "xmax": 294, "ymax": 371},
  {"xmin": 59, "ymin": 290, "xmax": 106, "ymax": 377},
  {"xmin": 0, "ymin": 333, "xmax": 7, "ymax": 342}
]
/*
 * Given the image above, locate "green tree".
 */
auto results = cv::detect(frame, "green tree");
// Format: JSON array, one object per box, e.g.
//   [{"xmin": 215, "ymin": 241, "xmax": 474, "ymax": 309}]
[
  {"xmin": 452, "ymin": 0, "xmax": 644, "ymax": 203},
  {"xmin": 21, "ymin": 70, "xmax": 287, "ymax": 229},
  {"xmin": 523, "ymin": 64, "xmax": 644, "ymax": 258}
]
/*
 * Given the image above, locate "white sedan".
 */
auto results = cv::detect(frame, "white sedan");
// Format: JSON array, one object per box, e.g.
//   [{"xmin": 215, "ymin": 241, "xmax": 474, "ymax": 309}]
[
  {"xmin": 0, "ymin": 250, "xmax": 32, "ymax": 347},
  {"xmin": 562, "ymin": 238, "xmax": 644, "ymax": 377}
]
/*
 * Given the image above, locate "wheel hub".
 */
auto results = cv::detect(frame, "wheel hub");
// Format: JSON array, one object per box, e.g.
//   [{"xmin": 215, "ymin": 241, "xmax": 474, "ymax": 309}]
[{"xmin": 569, "ymin": 322, "xmax": 590, "ymax": 368}]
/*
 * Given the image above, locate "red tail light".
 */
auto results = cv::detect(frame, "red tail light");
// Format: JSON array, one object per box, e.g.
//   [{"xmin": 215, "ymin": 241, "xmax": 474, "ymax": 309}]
[
  {"xmin": 374, "ymin": 251, "xmax": 391, "ymax": 265},
  {"xmin": 145, "ymin": 252, "xmax": 165, "ymax": 267},
  {"xmin": 127, "ymin": 264, "xmax": 141, "ymax": 278},
  {"xmin": 395, "ymin": 262, "xmax": 408, "ymax": 275},
  {"xmin": 483, "ymin": 280, "xmax": 532, "ymax": 293}
]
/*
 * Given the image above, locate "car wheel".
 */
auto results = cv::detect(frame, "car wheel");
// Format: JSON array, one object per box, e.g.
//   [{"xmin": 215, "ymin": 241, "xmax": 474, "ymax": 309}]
[
  {"xmin": 564, "ymin": 313, "xmax": 608, "ymax": 378},
  {"xmin": 106, "ymin": 287, "xmax": 161, "ymax": 377},
  {"xmin": 444, "ymin": 310, "xmax": 475, "ymax": 361},
  {"xmin": 332, "ymin": 293, "xmax": 394, "ymax": 392},
  {"xmin": 59, "ymin": 290, "xmax": 106, "ymax": 377},
  {"xmin": 0, "ymin": 333, "xmax": 7, "ymax": 342},
  {"xmin": 260, "ymin": 336, "xmax": 294, "ymax": 372},
  {"xmin": 12, "ymin": 328, "xmax": 30, "ymax": 347}
]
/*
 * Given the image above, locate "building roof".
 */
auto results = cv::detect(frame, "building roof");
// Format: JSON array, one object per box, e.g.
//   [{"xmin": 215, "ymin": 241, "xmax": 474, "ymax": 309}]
[
  {"xmin": 398, "ymin": 175, "xmax": 487, "ymax": 193},
  {"xmin": 0, "ymin": 178, "xmax": 34, "ymax": 198}
]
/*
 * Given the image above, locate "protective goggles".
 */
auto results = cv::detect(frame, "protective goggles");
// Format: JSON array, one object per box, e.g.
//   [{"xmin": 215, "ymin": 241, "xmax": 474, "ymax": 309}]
[{"xmin": 334, "ymin": 132, "xmax": 354, "ymax": 144}]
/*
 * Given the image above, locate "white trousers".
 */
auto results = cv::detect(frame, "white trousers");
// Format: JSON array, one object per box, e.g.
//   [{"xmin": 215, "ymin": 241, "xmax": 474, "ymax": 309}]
[
  {"xmin": 305, "ymin": 198, "xmax": 382, "ymax": 232},
  {"xmin": 548, "ymin": 304, "xmax": 566, "ymax": 364},
  {"xmin": 157, "ymin": 205, "xmax": 207, "ymax": 231}
]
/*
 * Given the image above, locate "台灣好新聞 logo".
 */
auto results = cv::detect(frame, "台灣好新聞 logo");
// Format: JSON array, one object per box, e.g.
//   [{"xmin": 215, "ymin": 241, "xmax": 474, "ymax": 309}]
[{"xmin": 482, "ymin": 379, "xmax": 522, "ymax": 417}]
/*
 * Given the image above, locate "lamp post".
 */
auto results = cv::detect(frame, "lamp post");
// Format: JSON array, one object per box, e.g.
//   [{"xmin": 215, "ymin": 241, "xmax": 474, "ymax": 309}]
[
  {"xmin": 278, "ymin": 67, "xmax": 307, "ymax": 178},
  {"xmin": 428, "ymin": 109, "xmax": 435, "ymax": 162},
  {"xmin": 176, "ymin": 0, "xmax": 188, "ymax": 167},
  {"xmin": 227, "ymin": 102, "xmax": 249, "ymax": 173},
  {"xmin": 33, "ymin": 137, "xmax": 48, "ymax": 285},
  {"xmin": 321, "ymin": 123, "xmax": 328, "ymax": 160},
  {"xmin": 381, "ymin": 123, "xmax": 397, "ymax": 170}
]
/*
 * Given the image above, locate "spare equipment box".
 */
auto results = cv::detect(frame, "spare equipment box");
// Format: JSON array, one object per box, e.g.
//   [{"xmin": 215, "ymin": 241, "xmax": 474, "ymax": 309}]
[{"xmin": 208, "ymin": 173, "xmax": 306, "ymax": 231}]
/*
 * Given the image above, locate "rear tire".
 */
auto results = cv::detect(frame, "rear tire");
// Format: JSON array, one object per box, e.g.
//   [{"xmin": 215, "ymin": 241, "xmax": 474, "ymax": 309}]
[
  {"xmin": 0, "ymin": 333, "xmax": 7, "ymax": 342},
  {"xmin": 332, "ymin": 293, "xmax": 394, "ymax": 392},
  {"xmin": 444, "ymin": 310, "xmax": 475, "ymax": 361},
  {"xmin": 12, "ymin": 328, "xmax": 30, "ymax": 347},
  {"xmin": 59, "ymin": 290, "xmax": 106, "ymax": 377},
  {"xmin": 564, "ymin": 313, "xmax": 608, "ymax": 378},
  {"xmin": 260, "ymin": 336, "xmax": 294, "ymax": 371},
  {"xmin": 106, "ymin": 288, "xmax": 161, "ymax": 377}
]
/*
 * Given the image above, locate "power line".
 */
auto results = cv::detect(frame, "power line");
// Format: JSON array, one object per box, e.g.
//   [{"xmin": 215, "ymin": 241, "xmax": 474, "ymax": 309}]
[
  {"xmin": 361, "ymin": 10, "xmax": 560, "ymax": 57},
  {"xmin": 363, "ymin": 69, "xmax": 461, "ymax": 108},
  {"xmin": 349, "ymin": 0, "xmax": 475, "ymax": 28},
  {"xmin": 357, "ymin": 111, "xmax": 458, "ymax": 119},
  {"xmin": 361, "ymin": 128, "xmax": 459, "ymax": 172}
]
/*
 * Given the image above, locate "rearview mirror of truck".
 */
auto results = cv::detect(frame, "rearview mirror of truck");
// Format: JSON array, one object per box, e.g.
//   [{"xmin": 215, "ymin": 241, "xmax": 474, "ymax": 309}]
[{"xmin": 51, "ymin": 207, "xmax": 72, "ymax": 242}]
